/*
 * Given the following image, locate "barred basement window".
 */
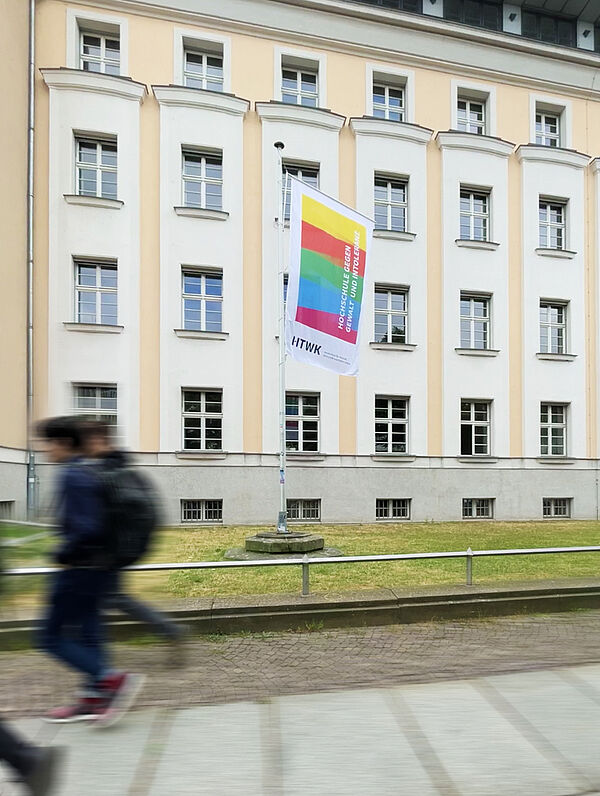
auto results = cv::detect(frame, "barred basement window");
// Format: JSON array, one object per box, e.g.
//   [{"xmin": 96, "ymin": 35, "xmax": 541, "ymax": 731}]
[
  {"xmin": 181, "ymin": 499, "xmax": 223, "ymax": 523},
  {"xmin": 376, "ymin": 498, "xmax": 411, "ymax": 520},
  {"xmin": 0, "ymin": 501, "xmax": 14, "ymax": 520},
  {"xmin": 543, "ymin": 497, "xmax": 571, "ymax": 518},
  {"xmin": 462, "ymin": 498, "xmax": 493, "ymax": 518},
  {"xmin": 287, "ymin": 499, "xmax": 321, "ymax": 522}
]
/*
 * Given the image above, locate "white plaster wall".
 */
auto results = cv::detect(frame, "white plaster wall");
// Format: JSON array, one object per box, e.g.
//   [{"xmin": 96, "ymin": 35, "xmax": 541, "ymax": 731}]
[
  {"xmin": 260, "ymin": 117, "xmax": 341, "ymax": 455},
  {"xmin": 521, "ymin": 159, "xmax": 587, "ymax": 458},
  {"xmin": 440, "ymin": 146, "xmax": 510, "ymax": 458},
  {"xmin": 158, "ymin": 102, "xmax": 245, "ymax": 452},
  {"xmin": 46, "ymin": 86, "xmax": 142, "ymax": 448},
  {"xmin": 353, "ymin": 131, "xmax": 428, "ymax": 456}
]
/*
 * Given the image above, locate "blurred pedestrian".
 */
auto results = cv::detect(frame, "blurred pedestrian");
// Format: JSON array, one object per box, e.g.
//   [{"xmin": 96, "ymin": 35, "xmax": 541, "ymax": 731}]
[
  {"xmin": 78, "ymin": 420, "xmax": 188, "ymax": 666},
  {"xmin": 0, "ymin": 722, "xmax": 63, "ymax": 795},
  {"xmin": 37, "ymin": 416, "xmax": 144, "ymax": 726}
]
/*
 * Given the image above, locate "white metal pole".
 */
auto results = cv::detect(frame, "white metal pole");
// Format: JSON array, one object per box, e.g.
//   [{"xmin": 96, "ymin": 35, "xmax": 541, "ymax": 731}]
[{"xmin": 275, "ymin": 141, "xmax": 288, "ymax": 534}]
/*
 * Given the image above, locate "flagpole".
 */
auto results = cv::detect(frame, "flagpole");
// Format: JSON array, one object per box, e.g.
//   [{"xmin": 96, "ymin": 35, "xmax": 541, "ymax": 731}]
[{"xmin": 274, "ymin": 141, "xmax": 289, "ymax": 534}]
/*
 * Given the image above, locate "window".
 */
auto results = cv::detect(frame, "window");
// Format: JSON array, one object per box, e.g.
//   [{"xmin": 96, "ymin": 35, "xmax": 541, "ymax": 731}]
[
  {"xmin": 281, "ymin": 66, "xmax": 318, "ymax": 107},
  {"xmin": 182, "ymin": 390, "xmax": 223, "ymax": 451},
  {"xmin": 282, "ymin": 163, "xmax": 319, "ymax": 221},
  {"xmin": 539, "ymin": 302, "xmax": 566, "ymax": 354},
  {"xmin": 376, "ymin": 498, "xmax": 411, "ymax": 520},
  {"xmin": 375, "ymin": 397, "xmax": 409, "ymax": 453},
  {"xmin": 75, "ymin": 138, "xmax": 117, "ymax": 200},
  {"xmin": 0, "ymin": 501, "xmax": 14, "ymax": 520},
  {"xmin": 460, "ymin": 401, "xmax": 490, "ymax": 456},
  {"xmin": 75, "ymin": 260, "xmax": 118, "ymax": 325},
  {"xmin": 287, "ymin": 499, "xmax": 321, "ymax": 521},
  {"xmin": 457, "ymin": 97, "xmax": 485, "ymax": 135},
  {"xmin": 283, "ymin": 274, "xmax": 289, "ymax": 306},
  {"xmin": 444, "ymin": 0, "xmax": 501, "ymax": 30},
  {"xmin": 374, "ymin": 175, "xmax": 407, "ymax": 232},
  {"xmin": 462, "ymin": 498, "xmax": 493, "ymax": 518},
  {"xmin": 522, "ymin": 10, "xmax": 576, "ymax": 47},
  {"xmin": 182, "ymin": 270, "xmax": 223, "ymax": 332},
  {"xmin": 355, "ymin": 0, "xmax": 422, "ymax": 12},
  {"xmin": 543, "ymin": 497, "xmax": 571, "ymax": 518},
  {"xmin": 540, "ymin": 403, "xmax": 567, "ymax": 456},
  {"xmin": 182, "ymin": 150, "xmax": 222, "ymax": 210},
  {"xmin": 181, "ymin": 499, "xmax": 223, "ymax": 523},
  {"xmin": 460, "ymin": 189, "xmax": 489, "ymax": 241},
  {"xmin": 80, "ymin": 31, "xmax": 120, "ymax": 74},
  {"xmin": 285, "ymin": 394, "xmax": 319, "ymax": 452},
  {"xmin": 539, "ymin": 200, "xmax": 566, "ymax": 250},
  {"xmin": 374, "ymin": 286, "xmax": 408, "ymax": 344},
  {"xmin": 536, "ymin": 112, "xmax": 560, "ymax": 147},
  {"xmin": 74, "ymin": 384, "xmax": 117, "ymax": 425},
  {"xmin": 372, "ymin": 80, "xmax": 404, "ymax": 122},
  {"xmin": 460, "ymin": 294, "xmax": 490, "ymax": 350},
  {"xmin": 183, "ymin": 47, "xmax": 223, "ymax": 91}
]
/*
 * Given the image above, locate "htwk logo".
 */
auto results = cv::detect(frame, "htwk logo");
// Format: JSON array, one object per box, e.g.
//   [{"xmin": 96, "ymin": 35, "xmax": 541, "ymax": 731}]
[{"xmin": 291, "ymin": 336, "xmax": 321, "ymax": 355}]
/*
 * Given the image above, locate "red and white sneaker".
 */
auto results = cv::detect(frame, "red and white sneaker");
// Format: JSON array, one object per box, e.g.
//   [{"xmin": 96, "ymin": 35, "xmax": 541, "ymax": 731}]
[
  {"xmin": 93, "ymin": 672, "xmax": 145, "ymax": 728},
  {"xmin": 42, "ymin": 696, "xmax": 108, "ymax": 723}
]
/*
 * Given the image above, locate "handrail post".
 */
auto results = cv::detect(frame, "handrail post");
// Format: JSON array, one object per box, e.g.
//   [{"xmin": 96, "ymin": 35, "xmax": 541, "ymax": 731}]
[
  {"xmin": 466, "ymin": 547, "xmax": 473, "ymax": 586},
  {"xmin": 302, "ymin": 554, "xmax": 310, "ymax": 596}
]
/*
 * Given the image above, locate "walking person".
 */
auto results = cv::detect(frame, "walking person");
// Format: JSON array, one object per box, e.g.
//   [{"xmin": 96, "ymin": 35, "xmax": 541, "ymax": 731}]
[
  {"xmin": 78, "ymin": 420, "xmax": 187, "ymax": 665},
  {"xmin": 37, "ymin": 416, "xmax": 144, "ymax": 726}
]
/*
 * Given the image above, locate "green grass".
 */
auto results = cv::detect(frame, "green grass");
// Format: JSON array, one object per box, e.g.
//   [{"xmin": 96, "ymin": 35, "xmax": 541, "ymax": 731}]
[{"xmin": 1, "ymin": 520, "xmax": 600, "ymax": 608}]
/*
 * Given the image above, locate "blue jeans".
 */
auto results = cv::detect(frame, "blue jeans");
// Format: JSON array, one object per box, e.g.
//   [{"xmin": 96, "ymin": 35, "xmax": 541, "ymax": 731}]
[{"xmin": 39, "ymin": 568, "xmax": 111, "ymax": 687}]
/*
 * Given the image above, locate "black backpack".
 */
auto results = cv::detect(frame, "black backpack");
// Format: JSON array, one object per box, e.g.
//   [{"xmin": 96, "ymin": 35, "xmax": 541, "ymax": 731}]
[{"xmin": 98, "ymin": 459, "xmax": 161, "ymax": 568}]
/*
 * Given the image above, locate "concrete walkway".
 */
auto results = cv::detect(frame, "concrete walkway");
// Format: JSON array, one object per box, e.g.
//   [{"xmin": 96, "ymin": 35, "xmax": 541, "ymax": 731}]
[{"xmin": 3, "ymin": 662, "xmax": 600, "ymax": 795}]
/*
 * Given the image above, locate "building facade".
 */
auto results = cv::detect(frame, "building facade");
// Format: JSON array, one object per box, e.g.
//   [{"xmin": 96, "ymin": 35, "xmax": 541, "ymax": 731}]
[{"xmin": 3, "ymin": 0, "xmax": 600, "ymax": 524}]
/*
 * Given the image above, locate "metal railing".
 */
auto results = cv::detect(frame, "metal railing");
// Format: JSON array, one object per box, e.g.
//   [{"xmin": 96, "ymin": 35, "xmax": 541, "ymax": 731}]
[{"xmin": 4, "ymin": 541, "xmax": 600, "ymax": 595}]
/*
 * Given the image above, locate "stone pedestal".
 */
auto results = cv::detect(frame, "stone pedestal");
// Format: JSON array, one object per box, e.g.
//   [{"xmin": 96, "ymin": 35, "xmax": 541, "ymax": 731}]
[{"xmin": 244, "ymin": 531, "xmax": 325, "ymax": 554}]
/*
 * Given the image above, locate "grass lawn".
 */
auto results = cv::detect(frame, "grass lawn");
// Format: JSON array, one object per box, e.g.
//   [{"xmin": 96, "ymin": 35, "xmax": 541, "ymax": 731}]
[{"xmin": 2, "ymin": 520, "xmax": 600, "ymax": 609}]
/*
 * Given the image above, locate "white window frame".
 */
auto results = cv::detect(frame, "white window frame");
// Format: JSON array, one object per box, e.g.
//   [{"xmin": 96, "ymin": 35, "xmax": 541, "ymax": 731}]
[
  {"xmin": 181, "ymin": 149, "xmax": 223, "ymax": 210},
  {"xmin": 181, "ymin": 499, "xmax": 223, "ymax": 523},
  {"xmin": 275, "ymin": 47, "xmax": 326, "ymax": 108},
  {"xmin": 73, "ymin": 383, "xmax": 118, "ymax": 425},
  {"xmin": 282, "ymin": 162, "xmax": 320, "ymax": 221},
  {"xmin": 452, "ymin": 80, "xmax": 496, "ymax": 136},
  {"xmin": 535, "ymin": 112, "xmax": 560, "ymax": 147},
  {"xmin": 173, "ymin": 29, "xmax": 231, "ymax": 92},
  {"xmin": 74, "ymin": 258, "xmax": 118, "ymax": 326},
  {"xmin": 460, "ymin": 293, "xmax": 491, "ymax": 350},
  {"xmin": 285, "ymin": 393, "xmax": 320, "ymax": 453},
  {"xmin": 366, "ymin": 64, "xmax": 415, "ymax": 122},
  {"xmin": 66, "ymin": 9, "xmax": 128, "ymax": 76},
  {"xmin": 542, "ymin": 497, "xmax": 571, "ymax": 518},
  {"xmin": 375, "ymin": 396, "xmax": 409, "ymax": 454},
  {"xmin": 459, "ymin": 187, "xmax": 490, "ymax": 241},
  {"xmin": 181, "ymin": 269, "xmax": 223, "ymax": 332},
  {"xmin": 374, "ymin": 174, "xmax": 408, "ymax": 232},
  {"xmin": 462, "ymin": 498, "xmax": 494, "ymax": 518},
  {"xmin": 182, "ymin": 389, "xmax": 223, "ymax": 451},
  {"xmin": 376, "ymin": 498, "xmax": 411, "ymax": 521},
  {"xmin": 540, "ymin": 403, "xmax": 568, "ymax": 457},
  {"xmin": 79, "ymin": 31, "xmax": 120, "ymax": 75},
  {"xmin": 539, "ymin": 300, "xmax": 567, "ymax": 354},
  {"xmin": 287, "ymin": 499, "xmax": 321, "ymax": 522},
  {"xmin": 539, "ymin": 198, "xmax": 567, "ymax": 250},
  {"xmin": 374, "ymin": 285, "xmax": 409, "ymax": 344},
  {"xmin": 74, "ymin": 136, "xmax": 118, "ymax": 200},
  {"xmin": 529, "ymin": 95, "xmax": 571, "ymax": 149},
  {"xmin": 460, "ymin": 400, "xmax": 491, "ymax": 456}
]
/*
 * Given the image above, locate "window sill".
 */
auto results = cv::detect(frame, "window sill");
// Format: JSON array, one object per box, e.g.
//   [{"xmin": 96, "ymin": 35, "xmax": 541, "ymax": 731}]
[
  {"xmin": 174, "ymin": 207, "xmax": 229, "ymax": 221},
  {"xmin": 287, "ymin": 453, "xmax": 326, "ymax": 462},
  {"xmin": 455, "ymin": 348, "xmax": 500, "ymax": 357},
  {"xmin": 536, "ymin": 457, "xmax": 575, "ymax": 464},
  {"xmin": 456, "ymin": 457, "xmax": 498, "ymax": 463},
  {"xmin": 63, "ymin": 322, "xmax": 123, "ymax": 334},
  {"xmin": 174, "ymin": 330, "xmax": 229, "ymax": 341},
  {"xmin": 455, "ymin": 239, "xmax": 500, "ymax": 251},
  {"xmin": 176, "ymin": 450, "xmax": 227, "ymax": 460},
  {"xmin": 369, "ymin": 342, "xmax": 416, "ymax": 351},
  {"xmin": 373, "ymin": 230, "xmax": 416, "ymax": 241},
  {"xmin": 535, "ymin": 248, "xmax": 576, "ymax": 259},
  {"xmin": 64, "ymin": 194, "xmax": 123, "ymax": 210},
  {"xmin": 536, "ymin": 352, "xmax": 577, "ymax": 361},
  {"xmin": 371, "ymin": 455, "xmax": 416, "ymax": 462}
]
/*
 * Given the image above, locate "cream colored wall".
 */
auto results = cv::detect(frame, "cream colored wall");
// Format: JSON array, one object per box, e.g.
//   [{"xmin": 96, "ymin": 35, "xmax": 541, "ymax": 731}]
[{"xmin": 0, "ymin": 1, "xmax": 29, "ymax": 449}]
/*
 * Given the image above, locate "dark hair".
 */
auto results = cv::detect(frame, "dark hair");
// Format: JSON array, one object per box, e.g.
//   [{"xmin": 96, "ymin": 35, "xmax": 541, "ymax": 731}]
[
  {"xmin": 77, "ymin": 418, "xmax": 115, "ymax": 443},
  {"xmin": 37, "ymin": 416, "xmax": 83, "ymax": 449}
]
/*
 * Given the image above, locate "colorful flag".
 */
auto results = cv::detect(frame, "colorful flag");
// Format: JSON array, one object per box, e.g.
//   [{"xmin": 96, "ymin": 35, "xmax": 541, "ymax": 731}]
[{"xmin": 285, "ymin": 177, "xmax": 373, "ymax": 375}]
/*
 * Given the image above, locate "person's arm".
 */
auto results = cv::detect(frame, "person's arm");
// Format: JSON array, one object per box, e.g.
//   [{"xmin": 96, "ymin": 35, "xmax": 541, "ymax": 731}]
[{"xmin": 54, "ymin": 467, "xmax": 105, "ymax": 565}]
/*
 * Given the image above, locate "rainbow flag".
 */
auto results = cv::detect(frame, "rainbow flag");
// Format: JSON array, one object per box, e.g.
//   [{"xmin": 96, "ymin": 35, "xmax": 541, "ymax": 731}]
[{"xmin": 286, "ymin": 178, "xmax": 373, "ymax": 376}]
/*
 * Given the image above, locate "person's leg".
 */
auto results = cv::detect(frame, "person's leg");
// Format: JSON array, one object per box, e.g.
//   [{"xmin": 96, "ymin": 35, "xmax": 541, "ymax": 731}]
[
  {"xmin": 0, "ymin": 721, "xmax": 64, "ymax": 795},
  {"xmin": 0, "ymin": 719, "xmax": 35, "ymax": 777},
  {"xmin": 104, "ymin": 570, "xmax": 182, "ymax": 640}
]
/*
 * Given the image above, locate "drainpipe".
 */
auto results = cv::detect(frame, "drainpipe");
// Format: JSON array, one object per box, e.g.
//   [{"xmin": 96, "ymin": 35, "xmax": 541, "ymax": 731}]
[{"xmin": 26, "ymin": 0, "xmax": 36, "ymax": 518}]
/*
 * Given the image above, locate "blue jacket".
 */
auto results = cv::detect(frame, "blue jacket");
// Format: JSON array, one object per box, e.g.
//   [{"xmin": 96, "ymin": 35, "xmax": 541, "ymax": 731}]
[{"xmin": 55, "ymin": 457, "xmax": 107, "ymax": 567}]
